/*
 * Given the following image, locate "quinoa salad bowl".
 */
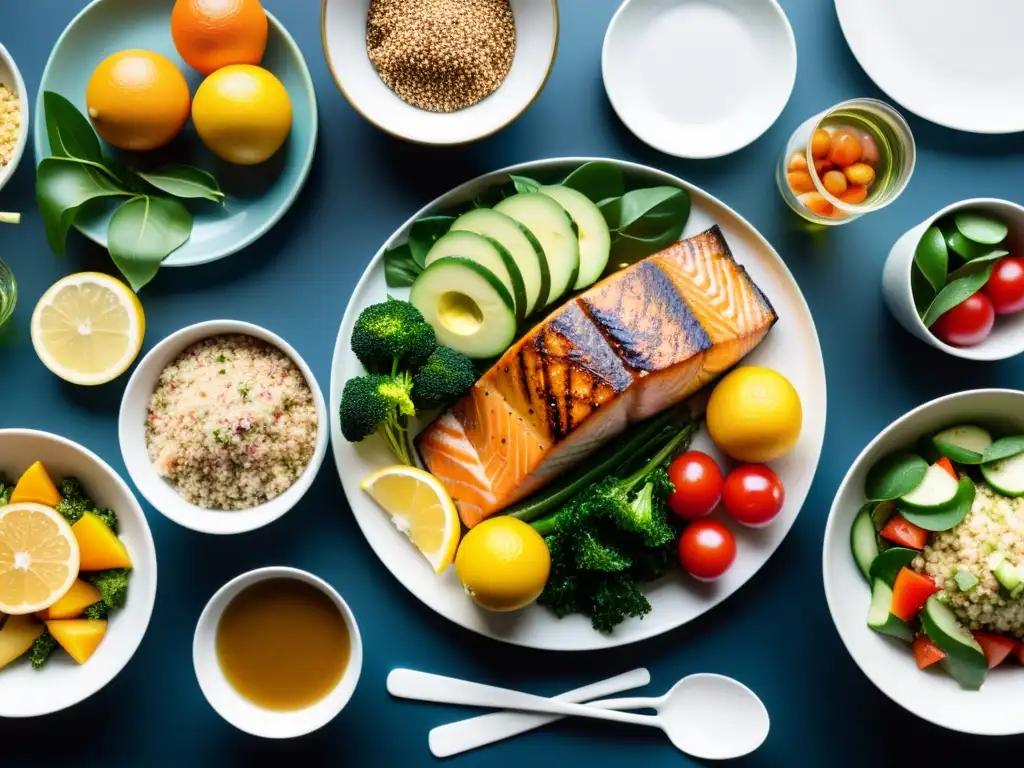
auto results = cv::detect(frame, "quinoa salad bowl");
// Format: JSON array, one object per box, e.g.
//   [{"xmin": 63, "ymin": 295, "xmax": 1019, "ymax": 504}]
[
  {"xmin": 118, "ymin": 320, "xmax": 329, "ymax": 535},
  {"xmin": 823, "ymin": 389, "xmax": 1024, "ymax": 736}
]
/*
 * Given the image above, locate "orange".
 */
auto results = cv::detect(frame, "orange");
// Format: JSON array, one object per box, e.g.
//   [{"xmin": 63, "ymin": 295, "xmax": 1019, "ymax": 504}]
[
  {"xmin": 171, "ymin": 0, "xmax": 269, "ymax": 75},
  {"xmin": 85, "ymin": 50, "xmax": 191, "ymax": 151}
]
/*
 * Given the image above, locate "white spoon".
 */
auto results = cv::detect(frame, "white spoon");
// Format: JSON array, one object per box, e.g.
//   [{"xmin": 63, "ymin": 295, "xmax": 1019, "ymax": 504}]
[{"xmin": 387, "ymin": 669, "xmax": 769, "ymax": 760}]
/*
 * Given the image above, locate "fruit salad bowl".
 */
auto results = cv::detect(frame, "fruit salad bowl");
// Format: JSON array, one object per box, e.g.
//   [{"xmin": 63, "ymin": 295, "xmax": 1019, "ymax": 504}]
[{"xmin": 0, "ymin": 429, "xmax": 157, "ymax": 718}]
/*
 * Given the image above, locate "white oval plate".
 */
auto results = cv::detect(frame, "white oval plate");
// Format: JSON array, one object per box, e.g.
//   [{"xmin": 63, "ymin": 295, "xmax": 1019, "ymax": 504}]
[
  {"xmin": 602, "ymin": 0, "xmax": 796, "ymax": 158},
  {"xmin": 330, "ymin": 158, "xmax": 826, "ymax": 651},
  {"xmin": 836, "ymin": 0, "xmax": 1024, "ymax": 134},
  {"xmin": 823, "ymin": 389, "xmax": 1024, "ymax": 735}
]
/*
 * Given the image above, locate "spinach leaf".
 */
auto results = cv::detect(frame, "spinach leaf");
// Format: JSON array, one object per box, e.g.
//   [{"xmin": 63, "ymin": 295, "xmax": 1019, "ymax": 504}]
[
  {"xmin": 107, "ymin": 196, "xmax": 192, "ymax": 291},
  {"xmin": 560, "ymin": 162, "xmax": 625, "ymax": 203},
  {"xmin": 914, "ymin": 226, "xmax": 947, "ymax": 293},
  {"xmin": 865, "ymin": 451, "xmax": 928, "ymax": 502},
  {"xmin": 36, "ymin": 157, "xmax": 128, "ymax": 255},
  {"xmin": 43, "ymin": 91, "xmax": 102, "ymax": 163},
  {"xmin": 384, "ymin": 244, "xmax": 421, "ymax": 287},
  {"xmin": 911, "ymin": 266, "xmax": 936, "ymax": 316},
  {"xmin": 921, "ymin": 264, "xmax": 994, "ymax": 326},
  {"xmin": 602, "ymin": 187, "xmax": 690, "ymax": 265},
  {"xmin": 509, "ymin": 175, "xmax": 541, "ymax": 194},
  {"xmin": 408, "ymin": 215, "xmax": 455, "ymax": 268},
  {"xmin": 134, "ymin": 165, "xmax": 225, "ymax": 202},
  {"xmin": 946, "ymin": 250, "xmax": 1008, "ymax": 281},
  {"xmin": 982, "ymin": 435, "xmax": 1024, "ymax": 464}
]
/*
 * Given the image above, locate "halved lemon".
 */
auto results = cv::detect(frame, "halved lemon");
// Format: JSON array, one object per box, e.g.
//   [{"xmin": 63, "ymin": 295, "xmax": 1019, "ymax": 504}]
[
  {"xmin": 360, "ymin": 466, "xmax": 460, "ymax": 573},
  {"xmin": 31, "ymin": 272, "xmax": 145, "ymax": 385},
  {"xmin": 0, "ymin": 503, "xmax": 81, "ymax": 615}
]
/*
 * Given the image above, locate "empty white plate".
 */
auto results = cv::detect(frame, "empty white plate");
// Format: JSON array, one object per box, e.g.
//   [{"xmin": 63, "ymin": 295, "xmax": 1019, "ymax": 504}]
[
  {"xmin": 602, "ymin": 0, "xmax": 796, "ymax": 158},
  {"xmin": 836, "ymin": 0, "xmax": 1024, "ymax": 134}
]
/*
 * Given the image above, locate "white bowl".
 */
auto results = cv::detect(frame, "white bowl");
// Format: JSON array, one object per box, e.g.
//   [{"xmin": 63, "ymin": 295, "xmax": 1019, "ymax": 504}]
[
  {"xmin": 882, "ymin": 198, "xmax": 1024, "ymax": 361},
  {"xmin": 0, "ymin": 41, "xmax": 29, "ymax": 194},
  {"xmin": 193, "ymin": 566, "xmax": 363, "ymax": 738},
  {"xmin": 321, "ymin": 0, "xmax": 558, "ymax": 145},
  {"xmin": 602, "ymin": 0, "xmax": 796, "ymax": 159},
  {"xmin": 0, "ymin": 429, "xmax": 157, "ymax": 718},
  {"xmin": 822, "ymin": 389, "xmax": 1024, "ymax": 736},
  {"xmin": 118, "ymin": 320, "xmax": 328, "ymax": 535}
]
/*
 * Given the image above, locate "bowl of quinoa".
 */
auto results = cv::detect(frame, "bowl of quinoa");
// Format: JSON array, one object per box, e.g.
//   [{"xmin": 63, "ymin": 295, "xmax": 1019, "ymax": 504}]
[
  {"xmin": 119, "ymin": 321, "xmax": 328, "ymax": 535},
  {"xmin": 823, "ymin": 389, "xmax": 1024, "ymax": 736},
  {"xmin": 0, "ymin": 41, "xmax": 28, "ymax": 194}
]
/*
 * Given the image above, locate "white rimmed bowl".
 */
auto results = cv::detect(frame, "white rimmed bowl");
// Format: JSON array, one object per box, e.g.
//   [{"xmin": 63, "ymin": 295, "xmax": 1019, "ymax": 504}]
[
  {"xmin": 0, "ymin": 41, "xmax": 29, "ymax": 195},
  {"xmin": 0, "ymin": 429, "xmax": 157, "ymax": 718},
  {"xmin": 602, "ymin": 0, "xmax": 796, "ymax": 159},
  {"xmin": 321, "ymin": 0, "xmax": 558, "ymax": 145},
  {"xmin": 118, "ymin": 320, "xmax": 328, "ymax": 535},
  {"xmin": 193, "ymin": 566, "xmax": 363, "ymax": 738},
  {"xmin": 823, "ymin": 389, "xmax": 1024, "ymax": 736},
  {"xmin": 882, "ymin": 198, "xmax": 1024, "ymax": 361}
]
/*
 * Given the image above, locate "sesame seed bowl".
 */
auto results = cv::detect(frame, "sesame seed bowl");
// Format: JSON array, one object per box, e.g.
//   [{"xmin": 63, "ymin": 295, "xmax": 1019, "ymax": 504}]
[
  {"xmin": 321, "ymin": 0, "xmax": 558, "ymax": 145},
  {"xmin": 0, "ymin": 41, "xmax": 29, "ymax": 195},
  {"xmin": 118, "ymin": 320, "xmax": 329, "ymax": 536}
]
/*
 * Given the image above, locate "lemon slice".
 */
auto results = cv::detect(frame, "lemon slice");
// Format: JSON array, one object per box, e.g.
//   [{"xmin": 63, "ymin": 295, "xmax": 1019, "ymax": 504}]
[
  {"xmin": 31, "ymin": 272, "xmax": 145, "ymax": 385},
  {"xmin": 0, "ymin": 503, "xmax": 81, "ymax": 615},
  {"xmin": 360, "ymin": 465, "xmax": 461, "ymax": 573}
]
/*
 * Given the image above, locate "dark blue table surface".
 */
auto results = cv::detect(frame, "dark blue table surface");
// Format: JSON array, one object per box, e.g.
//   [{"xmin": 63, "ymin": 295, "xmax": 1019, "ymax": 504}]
[{"xmin": 3, "ymin": 1, "xmax": 1024, "ymax": 765}]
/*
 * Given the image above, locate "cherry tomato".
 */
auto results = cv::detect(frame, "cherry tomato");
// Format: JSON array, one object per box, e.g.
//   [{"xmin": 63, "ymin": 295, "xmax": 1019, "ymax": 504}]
[
  {"xmin": 982, "ymin": 257, "xmax": 1024, "ymax": 315},
  {"xmin": 678, "ymin": 520, "xmax": 736, "ymax": 581},
  {"xmin": 932, "ymin": 292, "xmax": 995, "ymax": 346},
  {"xmin": 722, "ymin": 464, "xmax": 785, "ymax": 527},
  {"xmin": 667, "ymin": 451, "xmax": 724, "ymax": 520}
]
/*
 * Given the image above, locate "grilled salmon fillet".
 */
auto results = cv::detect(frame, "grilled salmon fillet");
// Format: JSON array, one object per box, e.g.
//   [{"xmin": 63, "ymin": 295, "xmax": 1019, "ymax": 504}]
[{"xmin": 415, "ymin": 225, "xmax": 777, "ymax": 527}]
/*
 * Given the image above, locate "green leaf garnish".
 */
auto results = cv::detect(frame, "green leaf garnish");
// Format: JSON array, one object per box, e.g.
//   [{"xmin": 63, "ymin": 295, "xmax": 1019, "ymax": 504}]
[
  {"xmin": 921, "ymin": 263, "xmax": 994, "ymax": 326},
  {"xmin": 134, "ymin": 165, "xmax": 225, "ymax": 202},
  {"xmin": 407, "ymin": 216, "xmax": 455, "ymax": 268},
  {"xmin": 865, "ymin": 451, "xmax": 928, "ymax": 502},
  {"xmin": 36, "ymin": 157, "xmax": 129, "ymax": 255},
  {"xmin": 107, "ymin": 195, "xmax": 192, "ymax": 291},
  {"xmin": 43, "ymin": 91, "xmax": 102, "ymax": 162},
  {"xmin": 914, "ymin": 226, "xmax": 948, "ymax": 293},
  {"xmin": 559, "ymin": 161, "xmax": 625, "ymax": 204},
  {"xmin": 982, "ymin": 435, "xmax": 1024, "ymax": 464},
  {"xmin": 954, "ymin": 210, "xmax": 1008, "ymax": 245}
]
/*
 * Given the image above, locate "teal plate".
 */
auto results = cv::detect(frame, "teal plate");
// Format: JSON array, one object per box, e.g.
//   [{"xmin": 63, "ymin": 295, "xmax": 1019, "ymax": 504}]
[{"xmin": 33, "ymin": 0, "xmax": 317, "ymax": 267}]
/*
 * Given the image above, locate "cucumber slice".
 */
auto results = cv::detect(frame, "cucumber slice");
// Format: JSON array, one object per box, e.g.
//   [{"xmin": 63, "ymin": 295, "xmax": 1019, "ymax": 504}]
[
  {"xmin": 953, "ymin": 569, "xmax": 979, "ymax": 592},
  {"xmin": 425, "ymin": 230, "xmax": 527, "ymax": 324},
  {"xmin": 851, "ymin": 505, "xmax": 879, "ymax": 581},
  {"xmin": 494, "ymin": 193, "xmax": 580, "ymax": 307},
  {"xmin": 900, "ymin": 463, "xmax": 960, "ymax": 509},
  {"xmin": 871, "ymin": 499, "xmax": 896, "ymax": 531},
  {"xmin": 980, "ymin": 452, "xmax": 1024, "ymax": 497},
  {"xmin": 994, "ymin": 559, "xmax": 1022, "ymax": 592},
  {"xmin": 538, "ymin": 185, "xmax": 611, "ymax": 290},
  {"xmin": 920, "ymin": 595, "xmax": 988, "ymax": 690},
  {"xmin": 899, "ymin": 477, "xmax": 976, "ymax": 532},
  {"xmin": 409, "ymin": 257, "xmax": 517, "ymax": 359},
  {"xmin": 932, "ymin": 424, "xmax": 992, "ymax": 464},
  {"xmin": 869, "ymin": 547, "xmax": 919, "ymax": 587},
  {"xmin": 867, "ymin": 580, "xmax": 914, "ymax": 642}
]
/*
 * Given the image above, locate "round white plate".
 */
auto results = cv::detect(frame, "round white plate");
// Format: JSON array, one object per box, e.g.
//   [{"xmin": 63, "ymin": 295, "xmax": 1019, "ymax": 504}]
[
  {"xmin": 836, "ymin": 0, "xmax": 1024, "ymax": 134},
  {"xmin": 823, "ymin": 389, "xmax": 1024, "ymax": 735},
  {"xmin": 602, "ymin": 0, "xmax": 796, "ymax": 158},
  {"xmin": 330, "ymin": 158, "xmax": 826, "ymax": 651}
]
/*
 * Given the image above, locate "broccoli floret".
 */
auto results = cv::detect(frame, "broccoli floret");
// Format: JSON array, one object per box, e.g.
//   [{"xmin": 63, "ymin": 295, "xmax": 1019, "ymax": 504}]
[
  {"xmin": 29, "ymin": 631, "xmax": 59, "ymax": 670},
  {"xmin": 411, "ymin": 346, "xmax": 476, "ymax": 409},
  {"xmin": 0, "ymin": 474, "xmax": 11, "ymax": 507},
  {"xmin": 54, "ymin": 477, "xmax": 97, "ymax": 526},
  {"xmin": 573, "ymin": 530, "xmax": 631, "ymax": 572},
  {"xmin": 351, "ymin": 296, "xmax": 436, "ymax": 374},
  {"xmin": 587, "ymin": 577, "xmax": 652, "ymax": 634},
  {"xmin": 84, "ymin": 569, "xmax": 131, "ymax": 610},
  {"xmin": 57, "ymin": 477, "xmax": 85, "ymax": 501},
  {"xmin": 339, "ymin": 373, "xmax": 416, "ymax": 465},
  {"xmin": 82, "ymin": 602, "xmax": 109, "ymax": 620},
  {"xmin": 95, "ymin": 508, "xmax": 119, "ymax": 534}
]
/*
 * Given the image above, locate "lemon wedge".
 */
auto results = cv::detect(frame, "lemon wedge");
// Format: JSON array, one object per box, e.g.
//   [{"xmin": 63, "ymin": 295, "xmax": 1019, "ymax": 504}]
[
  {"xmin": 31, "ymin": 272, "xmax": 145, "ymax": 385},
  {"xmin": 360, "ymin": 465, "xmax": 461, "ymax": 573},
  {"xmin": 0, "ymin": 503, "xmax": 81, "ymax": 615}
]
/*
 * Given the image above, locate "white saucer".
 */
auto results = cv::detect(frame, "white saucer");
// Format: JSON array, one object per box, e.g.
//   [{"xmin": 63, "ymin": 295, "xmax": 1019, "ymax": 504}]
[{"xmin": 602, "ymin": 0, "xmax": 796, "ymax": 159}]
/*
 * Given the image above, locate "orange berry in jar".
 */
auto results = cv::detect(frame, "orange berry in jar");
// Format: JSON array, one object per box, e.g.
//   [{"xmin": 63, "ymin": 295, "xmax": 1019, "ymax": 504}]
[
  {"xmin": 787, "ymin": 170, "xmax": 815, "ymax": 195},
  {"xmin": 839, "ymin": 184, "xmax": 868, "ymax": 205},
  {"xmin": 822, "ymin": 170, "xmax": 848, "ymax": 197},
  {"xmin": 829, "ymin": 131, "xmax": 863, "ymax": 167},
  {"xmin": 811, "ymin": 129, "xmax": 832, "ymax": 159},
  {"xmin": 788, "ymin": 152, "xmax": 808, "ymax": 172},
  {"xmin": 859, "ymin": 132, "xmax": 880, "ymax": 166},
  {"xmin": 799, "ymin": 192, "xmax": 834, "ymax": 217},
  {"xmin": 844, "ymin": 162, "xmax": 875, "ymax": 187},
  {"xmin": 813, "ymin": 158, "xmax": 834, "ymax": 177}
]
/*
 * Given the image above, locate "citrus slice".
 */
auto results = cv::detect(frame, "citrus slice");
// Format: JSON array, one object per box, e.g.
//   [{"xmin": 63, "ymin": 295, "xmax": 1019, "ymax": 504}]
[
  {"xmin": 31, "ymin": 272, "xmax": 145, "ymax": 386},
  {"xmin": 0, "ymin": 503, "xmax": 81, "ymax": 615},
  {"xmin": 360, "ymin": 466, "xmax": 460, "ymax": 573}
]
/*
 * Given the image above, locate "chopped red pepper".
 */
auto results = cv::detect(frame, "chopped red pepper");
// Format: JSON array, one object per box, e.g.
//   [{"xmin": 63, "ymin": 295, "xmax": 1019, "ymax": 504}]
[
  {"xmin": 936, "ymin": 457, "xmax": 958, "ymax": 480},
  {"xmin": 891, "ymin": 567, "xmax": 940, "ymax": 621},
  {"xmin": 973, "ymin": 632, "xmax": 1017, "ymax": 668},
  {"xmin": 913, "ymin": 634, "xmax": 945, "ymax": 669},
  {"xmin": 880, "ymin": 513, "xmax": 929, "ymax": 550}
]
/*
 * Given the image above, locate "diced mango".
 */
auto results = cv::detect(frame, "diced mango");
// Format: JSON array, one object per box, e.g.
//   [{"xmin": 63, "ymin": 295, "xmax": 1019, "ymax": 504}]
[
  {"xmin": 46, "ymin": 619, "xmax": 107, "ymax": 664},
  {"xmin": 10, "ymin": 461, "xmax": 60, "ymax": 507},
  {"xmin": 0, "ymin": 614, "xmax": 45, "ymax": 669},
  {"xmin": 36, "ymin": 579, "xmax": 102, "ymax": 620},
  {"xmin": 71, "ymin": 512, "xmax": 132, "ymax": 571}
]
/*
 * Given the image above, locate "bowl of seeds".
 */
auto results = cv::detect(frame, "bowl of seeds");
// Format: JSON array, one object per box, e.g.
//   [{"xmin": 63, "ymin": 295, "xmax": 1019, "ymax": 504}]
[
  {"xmin": 0, "ymin": 41, "xmax": 28, "ymax": 197},
  {"xmin": 321, "ymin": 0, "xmax": 558, "ymax": 145}
]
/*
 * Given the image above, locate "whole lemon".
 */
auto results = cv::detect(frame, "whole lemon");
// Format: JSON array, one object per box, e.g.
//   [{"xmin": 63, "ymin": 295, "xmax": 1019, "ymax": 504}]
[
  {"xmin": 455, "ymin": 517, "xmax": 550, "ymax": 612},
  {"xmin": 706, "ymin": 366, "xmax": 802, "ymax": 462},
  {"xmin": 85, "ymin": 50, "xmax": 191, "ymax": 151},
  {"xmin": 192, "ymin": 65, "xmax": 291, "ymax": 165}
]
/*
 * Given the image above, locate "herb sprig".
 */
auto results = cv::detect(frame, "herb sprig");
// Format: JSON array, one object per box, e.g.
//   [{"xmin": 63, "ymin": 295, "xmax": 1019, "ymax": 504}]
[{"xmin": 36, "ymin": 91, "xmax": 225, "ymax": 291}]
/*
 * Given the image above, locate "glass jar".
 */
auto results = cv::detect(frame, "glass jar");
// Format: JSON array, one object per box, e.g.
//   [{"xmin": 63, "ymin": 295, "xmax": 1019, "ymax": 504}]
[
  {"xmin": 0, "ymin": 257, "xmax": 16, "ymax": 328},
  {"xmin": 776, "ymin": 98, "xmax": 916, "ymax": 226}
]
